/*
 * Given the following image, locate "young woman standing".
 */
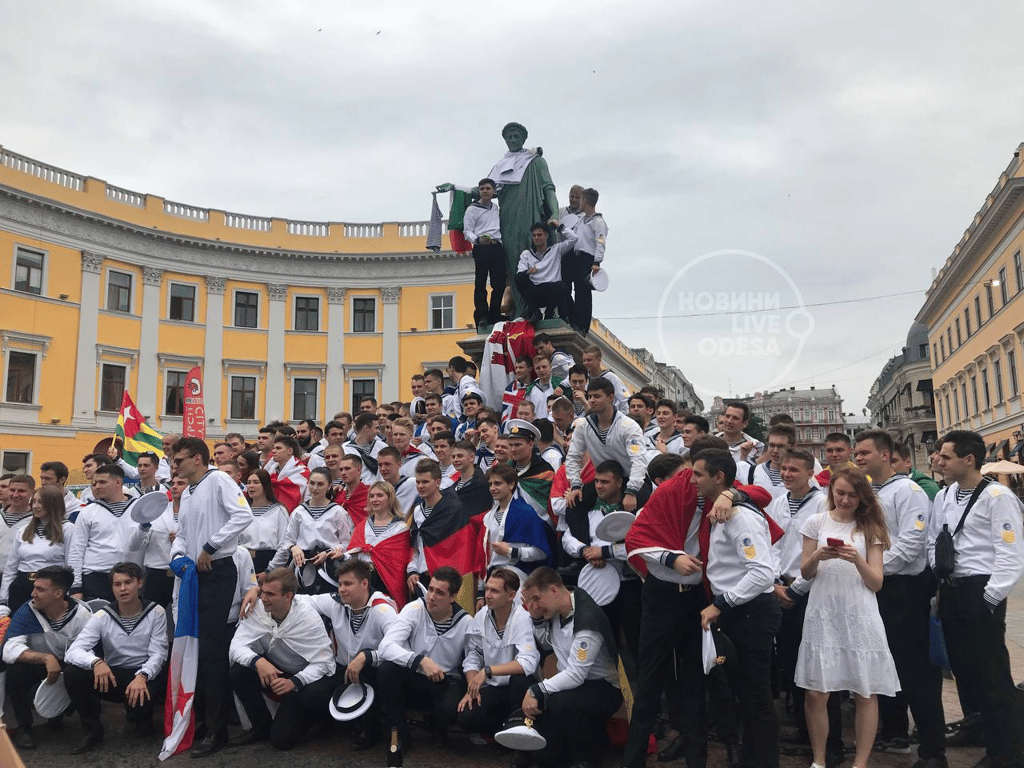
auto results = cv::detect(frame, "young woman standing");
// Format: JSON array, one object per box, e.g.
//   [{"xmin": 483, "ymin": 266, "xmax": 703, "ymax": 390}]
[
  {"xmin": 1, "ymin": 486, "xmax": 74, "ymax": 615},
  {"xmin": 240, "ymin": 469, "xmax": 289, "ymax": 574}
]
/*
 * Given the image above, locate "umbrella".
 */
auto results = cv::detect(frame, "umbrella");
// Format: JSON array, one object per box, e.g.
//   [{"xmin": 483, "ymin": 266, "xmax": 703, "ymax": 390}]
[{"xmin": 981, "ymin": 460, "xmax": 1024, "ymax": 475}]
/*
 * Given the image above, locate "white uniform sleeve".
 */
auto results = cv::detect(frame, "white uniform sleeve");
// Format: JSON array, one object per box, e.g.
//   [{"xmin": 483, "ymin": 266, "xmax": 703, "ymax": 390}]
[
  {"xmin": 517, "ymin": 250, "xmax": 532, "ymax": 274},
  {"xmin": 228, "ymin": 611, "xmax": 265, "ymax": 668},
  {"xmin": 206, "ymin": 477, "xmax": 254, "ymax": 554},
  {"xmin": 983, "ymin": 486, "xmax": 1024, "ymax": 606},
  {"xmin": 562, "ymin": 525, "xmax": 587, "ymax": 559},
  {"xmin": 1, "ymin": 534, "xmax": 22, "ymax": 605},
  {"xmin": 883, "ymin": 482, "xmax": 928, "ymax": 573},
  {"xmin": 565, "ymin": 422, "xmax": 586, "ymax": 490},
  {"xmin": 378, "ymin": 601, "xmax": 421, "ymax": 668},
  {"xmin": 68, "ymin": 513, "xmax": 90, "ymax": 590},
  {"xmin": 65, "ymin": 613, "xmax": 106, "ymax": 669},
  {"xmin": 140, "ymin": 608, "xmax": 169, "ymax": 679},
  {"xmin": 268, "ymin": 513, "xmax": 302, "ymax": 570},
  {"xmin": 463, "ymin": 206, "xmax": 481, "ymax": 244},
  {"xmin": 537, "ymin": 629, "xmax": 604, "ymax": 695},
  {"xmin": 117, "ymin": 458, "xmax": 140, "ymax": 480},
  {"xmin": 621, "ymin": 419, "xmax": 648, "ymax": 495},
  {"xmin": 462, "ymin": 615, "xmax": 484, "ymax": 673},
  {"xmin": 722, "ymin": 514, "xmax": 775, "ymax": 607},
  {"xmin": 509, "ymin": 608, "xmax": 540, "ymax": 678}
]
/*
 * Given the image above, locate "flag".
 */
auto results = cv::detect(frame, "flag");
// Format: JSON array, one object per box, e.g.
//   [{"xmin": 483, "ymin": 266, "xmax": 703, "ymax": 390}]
[
  {"xmin": 479, "ymin": 320, "xmax": 536, "ymax": 410},
  {"xmin": 271, "ymin": 455, "xmax": 310, "ymax": 513},
  {"xmin": 348, "ymin": 523, "xmax": 412, "ymax": 609},
  {"xmin": 182, "ymin": 367, "xmax": 206, "ymax": 440},
  {"xmin": 115, "ymin": 391, "xmax": 164, "ymax": 468},
  {"xmin": 160, "ymin": 556, "xmax": 198, "ymax": 760}
]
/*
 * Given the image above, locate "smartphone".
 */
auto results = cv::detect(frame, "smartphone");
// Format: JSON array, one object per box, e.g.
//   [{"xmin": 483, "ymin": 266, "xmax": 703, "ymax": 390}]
[{"xmin": 826, "ymin": 537, "xmax": 845, "ymax": 548}]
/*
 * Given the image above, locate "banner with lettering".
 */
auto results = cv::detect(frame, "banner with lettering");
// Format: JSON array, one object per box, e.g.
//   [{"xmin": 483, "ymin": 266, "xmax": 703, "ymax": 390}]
[{"xmin": 182, "ymin": 366, "xmax": 206, "ymax": 440}]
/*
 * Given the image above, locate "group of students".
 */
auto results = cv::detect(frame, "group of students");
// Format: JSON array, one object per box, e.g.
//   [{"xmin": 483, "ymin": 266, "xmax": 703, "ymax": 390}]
[{"xmin": 0, "ymin": 349, "xmax": 1021, "ymax": 768}]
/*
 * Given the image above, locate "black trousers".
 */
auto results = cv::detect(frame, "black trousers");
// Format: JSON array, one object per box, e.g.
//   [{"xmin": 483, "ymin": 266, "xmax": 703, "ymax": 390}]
[
  {"xmin": 775, "ymin": 592, "xmax": 843, "ymax": 752},
  {"xmin": 377, "ymin": 661, "xmax": 466, "ymax": 746},
  {"xmin": 939, "ymin": 575, "xmax": 1024, "ymax": 761},
  {"xmin": 562, "ymin": 250, "xmax": 595, "ymax": 332},
  {"xmin": 8, "ymin": 662, "xmax": 56, "ymax": 730},
  {"xmin": 65, "ymin": 663, "xmax": 168, "ymax": 733},
  {"xmin": 251, "ymin": 548, "xmax": 276, "ymax": 575},
  {"xmin": 513, "ymin": 272, "xmax": 570, "ymax": 321},
  {"xmin": 456, "ymin": 675, "xmax": 533, "ymax": 735},
  {"xmin": 535, "ymin": 678, "xmax": 622, "ymax": 768},
  {"xmin": 877, "ymin": 571, "xmax": 946, "ymax": 758},
  {"xmin": 718, "ymin": 592, "xmax": 782, "ymax": 768},
  {"xmin": 197, "ymin": 557, "xmax": 238, "ymax": 740},
  {"xmin": 622, "ymin": 580, "xmax": 708, "ymax": 768},
  {"xmin": 145, "ymin": 566, "xmax": 175, "ymax": 608},
  {"xmin": 229, "ymin": 663, "xmax": 336, "ymax": 750},
  {"xmin": 603, "ymin": 577, "xmax": 642, "ymax": 680},
  {"xmin": 472, "ymin": 241, "xmax": 507, "ymax": 323},
  {"xmin": 82, "ymin": 570, "xmax": 114, "ymax": 602}
]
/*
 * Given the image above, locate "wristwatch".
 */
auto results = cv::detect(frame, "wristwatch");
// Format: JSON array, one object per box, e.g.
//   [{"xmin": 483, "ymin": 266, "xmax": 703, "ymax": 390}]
[{"xmin": 484, "ymin": 666, "xmax": 493, "ymax": 679}]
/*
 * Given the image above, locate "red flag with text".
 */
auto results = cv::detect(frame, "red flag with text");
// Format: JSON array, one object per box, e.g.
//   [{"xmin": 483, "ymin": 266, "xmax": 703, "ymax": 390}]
[{"xmin": 183, "ymin": 367, "xmax": 205, "ymax": 440}]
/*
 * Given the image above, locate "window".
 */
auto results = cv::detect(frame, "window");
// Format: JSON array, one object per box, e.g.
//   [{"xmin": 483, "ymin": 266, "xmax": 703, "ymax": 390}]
[
  {"xmin": 230, "ymin": 376, "xmax": 256, "ymax": 420},
  {"xmin": 999, "ymin": 268, "xmax": 1008, "ymax": 305},
  {"xmin": 1009, "ymin": 349, "xmax": 1019, "ymax": 398},
  {"xmin": 352, "ymin": 379, "xmax": 375, "ymax": 414},
  {"xmin": 939, "ymin": 336, "xmax": 945, "ymax": 361},
  {"xmin": 430, "ymin": 294, "xmax": 455, "ymax": 330},
  {"xmin": 165, "ymin": 371, "xmax": 186, "ymax": 415},
  {"xmin": 981, "ymin": 369, "xmax": 991, "ymax": 410},
  {"xmin": 932, "ymin": 343, "xmax": 938, "ymax": 363},
  {"xmin": 986, "ymin": 283, "xmax": 995, "ymax": 318},
  {"xmin": 353, "ymin": 298, "xmax": 376, "ymax": 333},
  {"xmin": 920, "ymin": 343, "xmax": 929, "ymax": 359},
  {"xmin": 961, "ymin": 382, "xmax": 969, "ymax": 418},
  {"xmin": 107, "ymin": 270, "xmax": 132, "ymax": 312},
  {"xmin": 970, "ymin": 376, "xmax": 979, "ymax": 414},
  {"xmin": 294, "ymin": 297, "xmax": 320, "ymax": 331},
  {"xmin": 234, "ymin": 291, "xmax": 259, "ymax": 328},
  {"xmin": 994, "ymin": 359, "xmax": 1004, "ymax": 403},
  {"xmin": 1015, "ymin": 251, "xmax": 1023, "ymax": 294},
  {"xmin": 1, "ymin": 451, "xmax": 30, "ymax": 474},
  {"xmin": 293, "ymin": 378, "xmax": 317, "ymax": 420},
  {"xmin": 964, "ymin": 308, "xmax": 971, "ymax": 337},
  {"xmin": 952, "ymin": 388, "xmax": 960, "ymax": 422},
  {"xmin": 946, "ymin": 328, "xmax": 953, "ymax": 353},
  {"xmin": 974, "ymin": 296, "xmax": 982, "ymax": 328},
  {"xmin": 100, "ymin": 364, "xmax": 126, "ymax": 412},
  {"xmin": 945, "ymin": 395, "xmax": 951, "ymax": 427},
  {"xmin": 5, "ymin": 351, "xmax": 36, "ymax": 404},
  {"xmin": 169, "ymin": 283, "xmax": 196, "ymax": 322},
  {"xmin": 955, "ymin": 319, "xmax": 962, "ymax": 346},
  {"xmin": 14, "ymin": 247, "xmax": 44, "ymax": 295}
]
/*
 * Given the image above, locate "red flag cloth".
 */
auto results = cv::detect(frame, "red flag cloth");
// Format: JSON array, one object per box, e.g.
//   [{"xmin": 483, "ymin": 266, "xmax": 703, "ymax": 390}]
[
  {"xmin": 479, "ymin": 321, "xmax": 537, "ymax": 409},
  {"xmin": 335, "ymin": 482, "xmax": 369, "ymax": 529},
  {"xmin": 448, "ymin": 229, "xmax": 472, "ymax": 253},
  {"xmin": 182, "ymin": 367, "xmax": 206, "ymax": 440},
  {"xmin": 348, "ymin": 523, "xmax": 412, "ymax": 610},
  {"xmin": 551, "ymin": 460, "xmax": 595, "ymax": 500},
  {"xmin": 626, "ymin": 470, "xmax": 772, "ymax": 580},
  {"xmin": 270, "ymin": 456, "xmax": 310, "ymax": 513}
]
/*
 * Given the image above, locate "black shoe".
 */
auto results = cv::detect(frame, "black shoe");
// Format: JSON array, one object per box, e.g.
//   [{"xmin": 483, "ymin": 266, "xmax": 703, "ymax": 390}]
[
  {"xmin": 229, "ymin": 729, "xmax": 266, "ymax": 747},
  {"xmin": 912, "ymin": 757, "xmax": 949, "ymax": 768},
  {"xmin": 948, "ymin": 728, "xmax": 986, "ymax": 747},
  {"xmin": 350, "ymin": 729, "xmax": 379, "ymax": 751},
  {"xmin": 70, "ymin": 729, "xmax": 104, "ymax": 755},
  {"xmin": 14, "ymin": 729, "xmax": 37, "ymax": 750},
  {"xmin": 190, "ymin": 734, "xmax": 227, "ymax": 758},
  {"xmin": 658, "ymin": 734, "xmax": 685, "ymax": 762}
]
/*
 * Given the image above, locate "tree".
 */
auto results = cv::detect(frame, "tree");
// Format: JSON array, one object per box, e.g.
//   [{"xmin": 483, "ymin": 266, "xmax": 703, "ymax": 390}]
[{"xmin": 745, "ymin": 414, "xmax": 767, "ymax": 442}]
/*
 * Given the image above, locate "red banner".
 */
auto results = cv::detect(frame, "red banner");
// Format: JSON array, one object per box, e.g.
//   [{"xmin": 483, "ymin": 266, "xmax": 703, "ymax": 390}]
[{"xmin": 182, "ymin": 366, "xmax": 206, "ymax": 439}]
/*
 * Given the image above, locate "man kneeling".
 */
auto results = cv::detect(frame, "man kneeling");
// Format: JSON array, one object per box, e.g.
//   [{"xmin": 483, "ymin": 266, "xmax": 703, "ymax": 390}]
[
  {"xmin": 521, "ymin": 566, "xmax": 623, "ymax": 768},
  {"xmin": 64, "ymin": 562, "xmax": 168, "ymax": 754},
  {"xmin": 228, "ymin": 567, "xmax": 336, "ymax": 750}
]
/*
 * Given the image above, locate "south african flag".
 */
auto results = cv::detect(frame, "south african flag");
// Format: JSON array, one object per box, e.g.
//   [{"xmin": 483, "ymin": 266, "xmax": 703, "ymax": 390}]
[{"xmin": 114, "ymin": 391, "xmax": 164, "ymax": 468}]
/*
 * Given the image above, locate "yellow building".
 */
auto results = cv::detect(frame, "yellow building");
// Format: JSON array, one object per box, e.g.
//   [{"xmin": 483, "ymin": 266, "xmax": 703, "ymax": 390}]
[
  {"xmin": 917, "ymin": 142, "xmax": 1024, "ymax": 463},
  {"xmin": 0, "ymin": 145, "xmax": 680, "ymax": 477}
]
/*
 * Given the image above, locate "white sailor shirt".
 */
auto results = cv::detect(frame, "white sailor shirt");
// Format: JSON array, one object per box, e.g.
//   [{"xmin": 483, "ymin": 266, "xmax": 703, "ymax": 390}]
[
  {"xmin": 532, "ymin": 592, "xmax": 618, "ymax": 697},
  {"xmin": 463, "ymin": 605, "xmax": 540, "ymax": 686},
  {"xmin": 170, "ymin": 470, "xmax": 253, "ymax": 563},
  {"xmin": 68, "ymin": 498, "xmax": 143, "ymax": 590},
  {"xmin": 875, "ymin": 474, "xmax": 930, "ymax": 576},
  {"xmin": 65, "ymin": 601, "xmax": 168, "ymax": 680},
  {"xmin": 378, "ymin": 598, "xmax": 472, "ymax": 675},
  {"xmin": 308, "ymin": 590, "xmax": 398, "ymax": 667},
  {"xmin": 706, "ymin": 503, "xmax": 776, "ymax": 608},
  {"xmin": 268, "ymin": 501, "xmax": 352, "ymax": 570}
]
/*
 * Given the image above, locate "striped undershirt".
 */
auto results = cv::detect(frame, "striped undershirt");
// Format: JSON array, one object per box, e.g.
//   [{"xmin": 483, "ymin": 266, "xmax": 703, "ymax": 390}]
[
  {"xmin": 106, "ymin": 500, "xmax": 131, "ymax": 518},
  {"xmin": 119, "ymin": 612, "xmax": 145, "ymax": 634},
  {"xmin": 250, "ymin": 505, "xmax": 272, "ymax": 517},
  {"xmin": 370, "ymin": 518, "xmax": 399, "ymax": 537},
  {"xmin": 305, "ymin": 504, "xmax": 330, "ymax": 520},
  {"xmin": 421, "ymin": 504, "xmax": 434, "ymax": 520},
  {"xmin": 956, "ymin": 487, "xmax": 975, "ymax": 504},
  {"xmin": 35, "ymin": 521, "xmax": 48, "ymax": 538},
  {"xmin": 431, "ymin": 613, "xmax": 458, "ymax": 635},
  {"xmin": 2, "ymin": 510, "xmax": 29, "ymax": 528},
  {"xmin": 349, "ymin": 606, "xmax": 368, "ymax": 634},
  {"xmin": 46, "ymin": 604, "xmax": 77, "ymax": 632},
  {"xmin": 764, "ymin": 464, "xmax": 782, "ymax": 485},
  {"xmin": 594, "ymin": 425, "xmax": 611, "ymax": 443},
  {"xmin": 487, "ymin": 610, "xmax": 505, "ymax": 640},
  {"xmin": 456, "ymin": 476, "xmax": 471, "ymax": 491}
]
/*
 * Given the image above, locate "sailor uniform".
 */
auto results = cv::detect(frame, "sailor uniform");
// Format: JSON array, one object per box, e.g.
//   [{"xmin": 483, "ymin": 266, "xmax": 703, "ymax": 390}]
[
  {"xmin": 128, "ymin": 501, "xmax": 179, "ymax": 607},
  {"xmin": 2, "ymin": 598, "xmax": 93, "ymax": 732},
  {"xmin": 169, "ymin": 468, "xmax": 253, "ymax": 742},
  {"xmin": 515, "ymin": 229, "xmax": 577, "ymax": 322},
  {"xmin": 719, "ymin": 432, "xmax": 765, "ymax": 465},
  {"xmin": 68, "ymin": 497, "xmax": 142, "ymax": 599},
  {"xmin": 564, "ymin": 213, "xmax": 607, "ymax": 333},
  {"xmin": 529, "ymin": 589, "xmax": 622, "ymax": 768},
  {"xmin": 0, "ymin": 509, "xmax": 32, "ymax": 587},
  {"xmin": 343, "ymin": 436, "xmax": 387, "ymax": 485},
  {"xmin": 378, "ymin": 597, "xmax": 473, "ymax": 746},
  {"xmin": 707, "ymin": 502, "xmax": 781, "ymax": 768},
  {"xmin": 398, "ymin": 445, "xmax": 435, "ymax": 479},
  {"xmin": 525, "ymin": 376, "xmax": 563, "ymax": 420},
  {"xmin": 541, "ymin": 444, "xmax": 564, "ymax": 471},
  {"xmin": 347, "ymin": 517, "xmax": 411, "ymax": 607},
  {"xmin": 480, "ymin": 497, "xmax": 554, "ymax": 595},
  {"xmin": 464, "ymin": 199, "xmax": 507, "ymax": 324},
  {"xmin": 308, "ymin": 590, "xmax": 398, "ymax": 668},
  {"xmin": 391, "ymin": 475, "xmax": 419, "ymax": 517},
  {"xmin": 268, "ymin": 501, "xmax": 353, "ymax": 591},
  {"xmin": 457, "ymin": 605, "xmax": 540, "ymax": 734},
  {"xmin": 645, "ymin": 429, "xmax": 686, "ymax": 461},
  {"xmin": 931, "ymin": 480, "xmax": 1024, "ymax": 762},
  {"xmin": 566, "ymin": 411, "xmax": 648, "ymax": 498},
  {"xmin": 65, "ymin": 600, "xmax": 169, "ymax": 733},
  {"xmin": 0, "ymin": 520, "xmax": 74, "ymax": 614},
  {"xmin": 476, "ymin": 442, "xmax": 498, "ymax": 472},
  {"xmin": 454, "ymin": 469, "xmax": 493, "ymax": 516},
  {"xmin": 62, "ymin": 489, "xmax": 81, "ymax": 521},
  {"xmin": 229, "ymin": 595, "xmax": 337, "ymax": 750},
  {"xmin": 548, "ymin": 349, "xmax": 574, "ymax": 381},
  {"xmin": 239, "ymin": 501, "xmax": 289, "ymax": 573},
  {"xmin": 751, "ymin": 462, "xmax": 788, "ymax": 501}
]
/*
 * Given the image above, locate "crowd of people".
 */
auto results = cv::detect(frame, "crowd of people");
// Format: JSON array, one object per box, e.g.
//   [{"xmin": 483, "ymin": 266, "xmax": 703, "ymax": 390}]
[{"xmin": 0, "ymin": 346, "xmax": 1021, "ymax": 768}]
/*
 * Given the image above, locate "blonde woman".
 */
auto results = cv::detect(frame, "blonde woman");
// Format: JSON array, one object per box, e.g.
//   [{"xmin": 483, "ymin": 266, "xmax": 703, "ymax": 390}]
[{"xmin": 342, "ymin": 481, "xmax": 410, "ymax": 608}]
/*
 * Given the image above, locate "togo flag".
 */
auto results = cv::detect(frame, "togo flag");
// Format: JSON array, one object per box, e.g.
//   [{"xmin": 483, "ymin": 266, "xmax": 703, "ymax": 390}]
[{"xmin": 115, "ymin": 391, "xmax": 164, "ymax": 467}]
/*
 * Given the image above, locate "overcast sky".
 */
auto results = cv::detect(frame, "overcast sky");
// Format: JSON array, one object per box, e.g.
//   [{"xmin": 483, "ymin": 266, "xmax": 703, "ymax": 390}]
[{"xmin": 4, "ymin": 0, "xmax": 1023, "ymax": 415}]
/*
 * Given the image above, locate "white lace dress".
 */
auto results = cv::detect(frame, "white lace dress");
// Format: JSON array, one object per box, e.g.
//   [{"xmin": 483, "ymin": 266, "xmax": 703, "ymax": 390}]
[{"xmin": 794, "ymin": 511, "xmax": 900, "ymax": 697}]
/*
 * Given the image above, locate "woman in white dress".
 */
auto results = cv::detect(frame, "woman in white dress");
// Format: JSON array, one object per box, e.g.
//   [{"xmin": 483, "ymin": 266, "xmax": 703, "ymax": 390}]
[{"xmin": 796, "ymin": 466, "xmax": 898, "ymax": 768}]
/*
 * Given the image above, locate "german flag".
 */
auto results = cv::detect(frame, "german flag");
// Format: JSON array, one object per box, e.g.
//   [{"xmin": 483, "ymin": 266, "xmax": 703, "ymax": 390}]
[{"xmin": 114, "ymin": 391, "xmax": 164, "ymax": 468}]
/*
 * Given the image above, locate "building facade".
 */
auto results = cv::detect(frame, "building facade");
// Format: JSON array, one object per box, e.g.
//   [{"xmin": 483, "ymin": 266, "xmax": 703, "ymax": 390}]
[
  {"xmin": 710, "ymin": 386, "xmax": 846, "ymax": 463},
  {"xmin": 0, "ymin": 145, "xmax": 683, "ymax": 477},
  {"xmin": 916, "ymin": 143, "xmax": 1024, "ymax": 464},
  {"xmin": 866, "ymin": 322, "xmax": 937, "ymax": 470}
]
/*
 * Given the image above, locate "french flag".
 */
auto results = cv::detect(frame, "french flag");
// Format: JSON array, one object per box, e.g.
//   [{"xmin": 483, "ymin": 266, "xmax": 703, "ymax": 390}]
[{"xmin": 159, "ymin": 556, "xmax": 199, "ymax": 760}]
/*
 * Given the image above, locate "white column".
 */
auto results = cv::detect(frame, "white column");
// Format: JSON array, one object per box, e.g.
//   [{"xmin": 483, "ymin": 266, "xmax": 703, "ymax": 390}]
[
  {"xmin": 266, "ymin": 283, "xmax": 287, "ymax": 423},
  {"xmin": 203, "ymin": 277, "xmax": 225, "ymax": 428},
  {"xmin": 326, "ymin": 287, "xmax": 346, "ymax": 414},
  {"xmin": 72, "ymin": 252, "xmax": 103, "ymax": 427},
  {"xmin": 381, "ymin": 286, "xmax": 401, "ymax": 402},
  {"xmin": 137, "ymin": 267, "xmax": 162, "ymax": 419}
]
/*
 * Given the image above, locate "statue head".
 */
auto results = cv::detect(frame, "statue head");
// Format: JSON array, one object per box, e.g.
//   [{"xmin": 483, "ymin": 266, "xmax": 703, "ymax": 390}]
[{"xmin": 502, "ymin": 122, "xmax": 528, "ymax": 152}]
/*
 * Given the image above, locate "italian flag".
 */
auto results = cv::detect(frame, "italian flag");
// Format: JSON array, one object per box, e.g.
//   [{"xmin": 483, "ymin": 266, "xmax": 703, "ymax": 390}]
[{"xmin": 114, "ymin": 391, "xmax": 164, "ymax": 467}]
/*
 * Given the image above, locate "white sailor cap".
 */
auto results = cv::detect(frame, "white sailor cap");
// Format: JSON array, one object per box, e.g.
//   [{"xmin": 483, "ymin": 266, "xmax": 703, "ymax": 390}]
[{"xmin": 505, "ymin": 419, "xmax": 540, "ymax": 441}]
